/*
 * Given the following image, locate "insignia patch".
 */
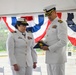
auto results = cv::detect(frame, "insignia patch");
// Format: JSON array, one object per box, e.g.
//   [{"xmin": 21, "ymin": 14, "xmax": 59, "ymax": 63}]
[
  {"xmin": 18, "ymin": 37, "xmax": 22, "ymax": 39},
  {"xmin": 52, "ymin": 25, "xmax": 57, "ymax": 28},
  {"xmin": 27, "ymin": 36, "xmax": 32, "ymax": 39},
  {"xmin": 58, "ymin": 20, "xmax": 63, "ymax": 23}
]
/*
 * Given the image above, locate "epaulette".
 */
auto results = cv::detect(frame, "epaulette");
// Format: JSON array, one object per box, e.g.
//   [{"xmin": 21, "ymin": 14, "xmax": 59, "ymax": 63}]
[
  {"xmin": 11, "ymin": 31, "xmax": 17, "ymax": 33},
  {"xmin": 58, "ymin": 20, "xmax": 63, "ymax": 23}
]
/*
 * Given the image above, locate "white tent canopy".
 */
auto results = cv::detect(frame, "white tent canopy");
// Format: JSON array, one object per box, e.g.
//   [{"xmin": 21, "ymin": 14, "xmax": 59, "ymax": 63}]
[{"xmin": 0, "ymin": 0, "xmax": 76, "ymax": 16}]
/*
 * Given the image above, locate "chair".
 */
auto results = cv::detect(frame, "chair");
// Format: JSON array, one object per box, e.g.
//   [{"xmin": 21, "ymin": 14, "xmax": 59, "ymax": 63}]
[
  {"xmin": 0, "ymin": 67, "xmax": 4, "ymax": 75},
  {"xmin": 33, "ymin": 66, "xmax": 42, "ymax": 75}
]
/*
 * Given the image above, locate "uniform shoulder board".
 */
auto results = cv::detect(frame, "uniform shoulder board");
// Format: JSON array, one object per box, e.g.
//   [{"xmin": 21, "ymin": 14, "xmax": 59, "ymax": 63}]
[
  {"xmin": 11, "ymin": 31, "xmax": 17, "ymax": 33},
  {"xmin": 58, "ymin": 19, "xmax": 63, "ymax": 23},
  {"xmin": 27, "ymin": 31, "xmax": 32, "ymax": 33}
]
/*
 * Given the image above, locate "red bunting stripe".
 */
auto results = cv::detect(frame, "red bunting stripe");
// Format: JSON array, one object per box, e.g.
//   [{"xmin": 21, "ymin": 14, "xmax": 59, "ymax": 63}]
[{"xmin": 2, "ymin": 17, "xmax": 14, "ymax": 32}]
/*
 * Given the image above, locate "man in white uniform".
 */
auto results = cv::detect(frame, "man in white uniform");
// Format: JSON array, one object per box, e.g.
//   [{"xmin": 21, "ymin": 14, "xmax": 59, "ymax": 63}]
[
  {"xmin": 6, "ymin": 18, "xmax": 37, "ymax": 75},
  {"xmin": 40, "ymin": 5, "xmax": 68, "ymax": 75}
]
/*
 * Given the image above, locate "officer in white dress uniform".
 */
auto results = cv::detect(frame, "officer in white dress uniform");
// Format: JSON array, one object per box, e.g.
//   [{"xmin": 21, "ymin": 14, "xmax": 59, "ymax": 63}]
[
  {"xmin": 6, "ymin": 18, "xmax": 37, "ymax": 75},
  {"xmin": 40, "ymin": 5, "xmax": 68, "ymax": 75}
]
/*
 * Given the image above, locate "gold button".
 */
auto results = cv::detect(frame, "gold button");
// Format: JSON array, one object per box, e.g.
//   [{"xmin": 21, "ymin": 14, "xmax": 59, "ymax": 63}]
[{"xmin": 26, "ymin": 42, "xmax": 27, "ymax": 44}]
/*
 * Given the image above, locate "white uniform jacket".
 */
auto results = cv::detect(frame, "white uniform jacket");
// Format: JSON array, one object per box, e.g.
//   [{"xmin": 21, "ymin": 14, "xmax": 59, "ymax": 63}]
[
  {"xmin": 44, "ymin": 17, "xmax": 68, "ymax": 64},
  {"xmin": 6, "ymin": 30, "xmax": 37, "ymax": 67}
]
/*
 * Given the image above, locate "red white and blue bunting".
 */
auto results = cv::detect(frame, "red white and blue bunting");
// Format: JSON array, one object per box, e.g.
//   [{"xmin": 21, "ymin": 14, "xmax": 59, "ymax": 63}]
[{"xmin": 0, "ymin": 13, "xmax": 76, "ymax": 46}]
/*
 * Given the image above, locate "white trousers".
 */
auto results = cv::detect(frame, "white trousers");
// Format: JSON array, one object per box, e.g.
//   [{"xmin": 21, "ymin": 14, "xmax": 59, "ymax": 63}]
[
  {"xmin": 11, "ymin": 66, "xmax": 33, "ymax": 75},
  {"xmin": 47, "ymin": 63, "xmax": 65, "ymax": 75}
]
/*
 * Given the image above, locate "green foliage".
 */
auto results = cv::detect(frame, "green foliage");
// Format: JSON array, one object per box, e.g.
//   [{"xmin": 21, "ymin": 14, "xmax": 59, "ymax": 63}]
[
  {"xmin": 68, "ymin": 42, "xmax": 72, "ymax": 47},
  {"xmin": 0, "ymin": 21, "xmax": 8, "ymax": 51},
  {"xmin": 36, "ymin": 48, "xmax": 46, "ymax": 51}
]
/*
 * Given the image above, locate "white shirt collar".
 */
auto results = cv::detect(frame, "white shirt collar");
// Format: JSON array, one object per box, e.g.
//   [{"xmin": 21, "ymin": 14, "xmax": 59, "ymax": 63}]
[
  {"xmin": 16, "ymin": 29, "xmax": 26, "ymax": 35},
  {"xmin": 53, "ymin": 17, "xmax": 59, "ymax": 22}
]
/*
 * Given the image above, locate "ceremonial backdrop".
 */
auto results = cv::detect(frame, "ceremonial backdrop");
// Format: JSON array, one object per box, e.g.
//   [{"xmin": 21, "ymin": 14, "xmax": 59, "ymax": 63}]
[{"xmin": 0, "ymin": 12, "xmax": 76, "ymax": 46}]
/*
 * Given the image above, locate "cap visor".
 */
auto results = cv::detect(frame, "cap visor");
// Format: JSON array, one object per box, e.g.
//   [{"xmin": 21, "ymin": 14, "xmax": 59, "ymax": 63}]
[{"xmin": 21, "ymin": 23, "xmax": 29, "ymax": 26}]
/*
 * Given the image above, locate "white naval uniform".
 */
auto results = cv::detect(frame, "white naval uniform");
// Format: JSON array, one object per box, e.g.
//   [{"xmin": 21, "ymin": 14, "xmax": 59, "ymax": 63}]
[
  {"xmin": 6, "ymin": 30, "xmax": 37, "ymax": 75},
  {"xmin": 44, "ymin": 17, "xmax": 67, "ymax": 75}
]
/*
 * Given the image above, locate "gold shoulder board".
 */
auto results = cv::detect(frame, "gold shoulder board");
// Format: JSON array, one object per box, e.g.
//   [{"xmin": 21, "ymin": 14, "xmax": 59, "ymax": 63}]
[
  {"xmin": 58, "ymin": 20, "xmax": 63, "ymax": 23},
  {"xmin": 27, "ymin": 31, "xmax": 32, "ymax": 33}
]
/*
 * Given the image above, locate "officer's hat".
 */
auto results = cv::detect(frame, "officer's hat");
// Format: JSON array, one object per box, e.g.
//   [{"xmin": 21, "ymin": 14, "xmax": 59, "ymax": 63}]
[
  {"xmin": 16, "ymin": 18, "xmax": 28, "ymax": 26},
  {"xmin": 43, "ymin": 5, "xmax": 56, "ymax": 16}
]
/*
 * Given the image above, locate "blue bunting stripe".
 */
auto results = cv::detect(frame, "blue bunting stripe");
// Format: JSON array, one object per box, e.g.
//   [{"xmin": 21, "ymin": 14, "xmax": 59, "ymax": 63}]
[
  {"xmin": 66, "ymin": 13, "xmax": 76, "ymax": 46},
  {"xmin": 11, "ymin": 17, "xmax": 17, "ymax": 26},
  {"xmin": 66, "ymin": 13, "xmax": 76, "ymax": 32},
  {"xmin": 26, "ymin": 15, "xmax": 44, "ymax": 32},
  {"xmin": 11, "ymin": 15, "xmax": 44, "ymax": 33}
]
